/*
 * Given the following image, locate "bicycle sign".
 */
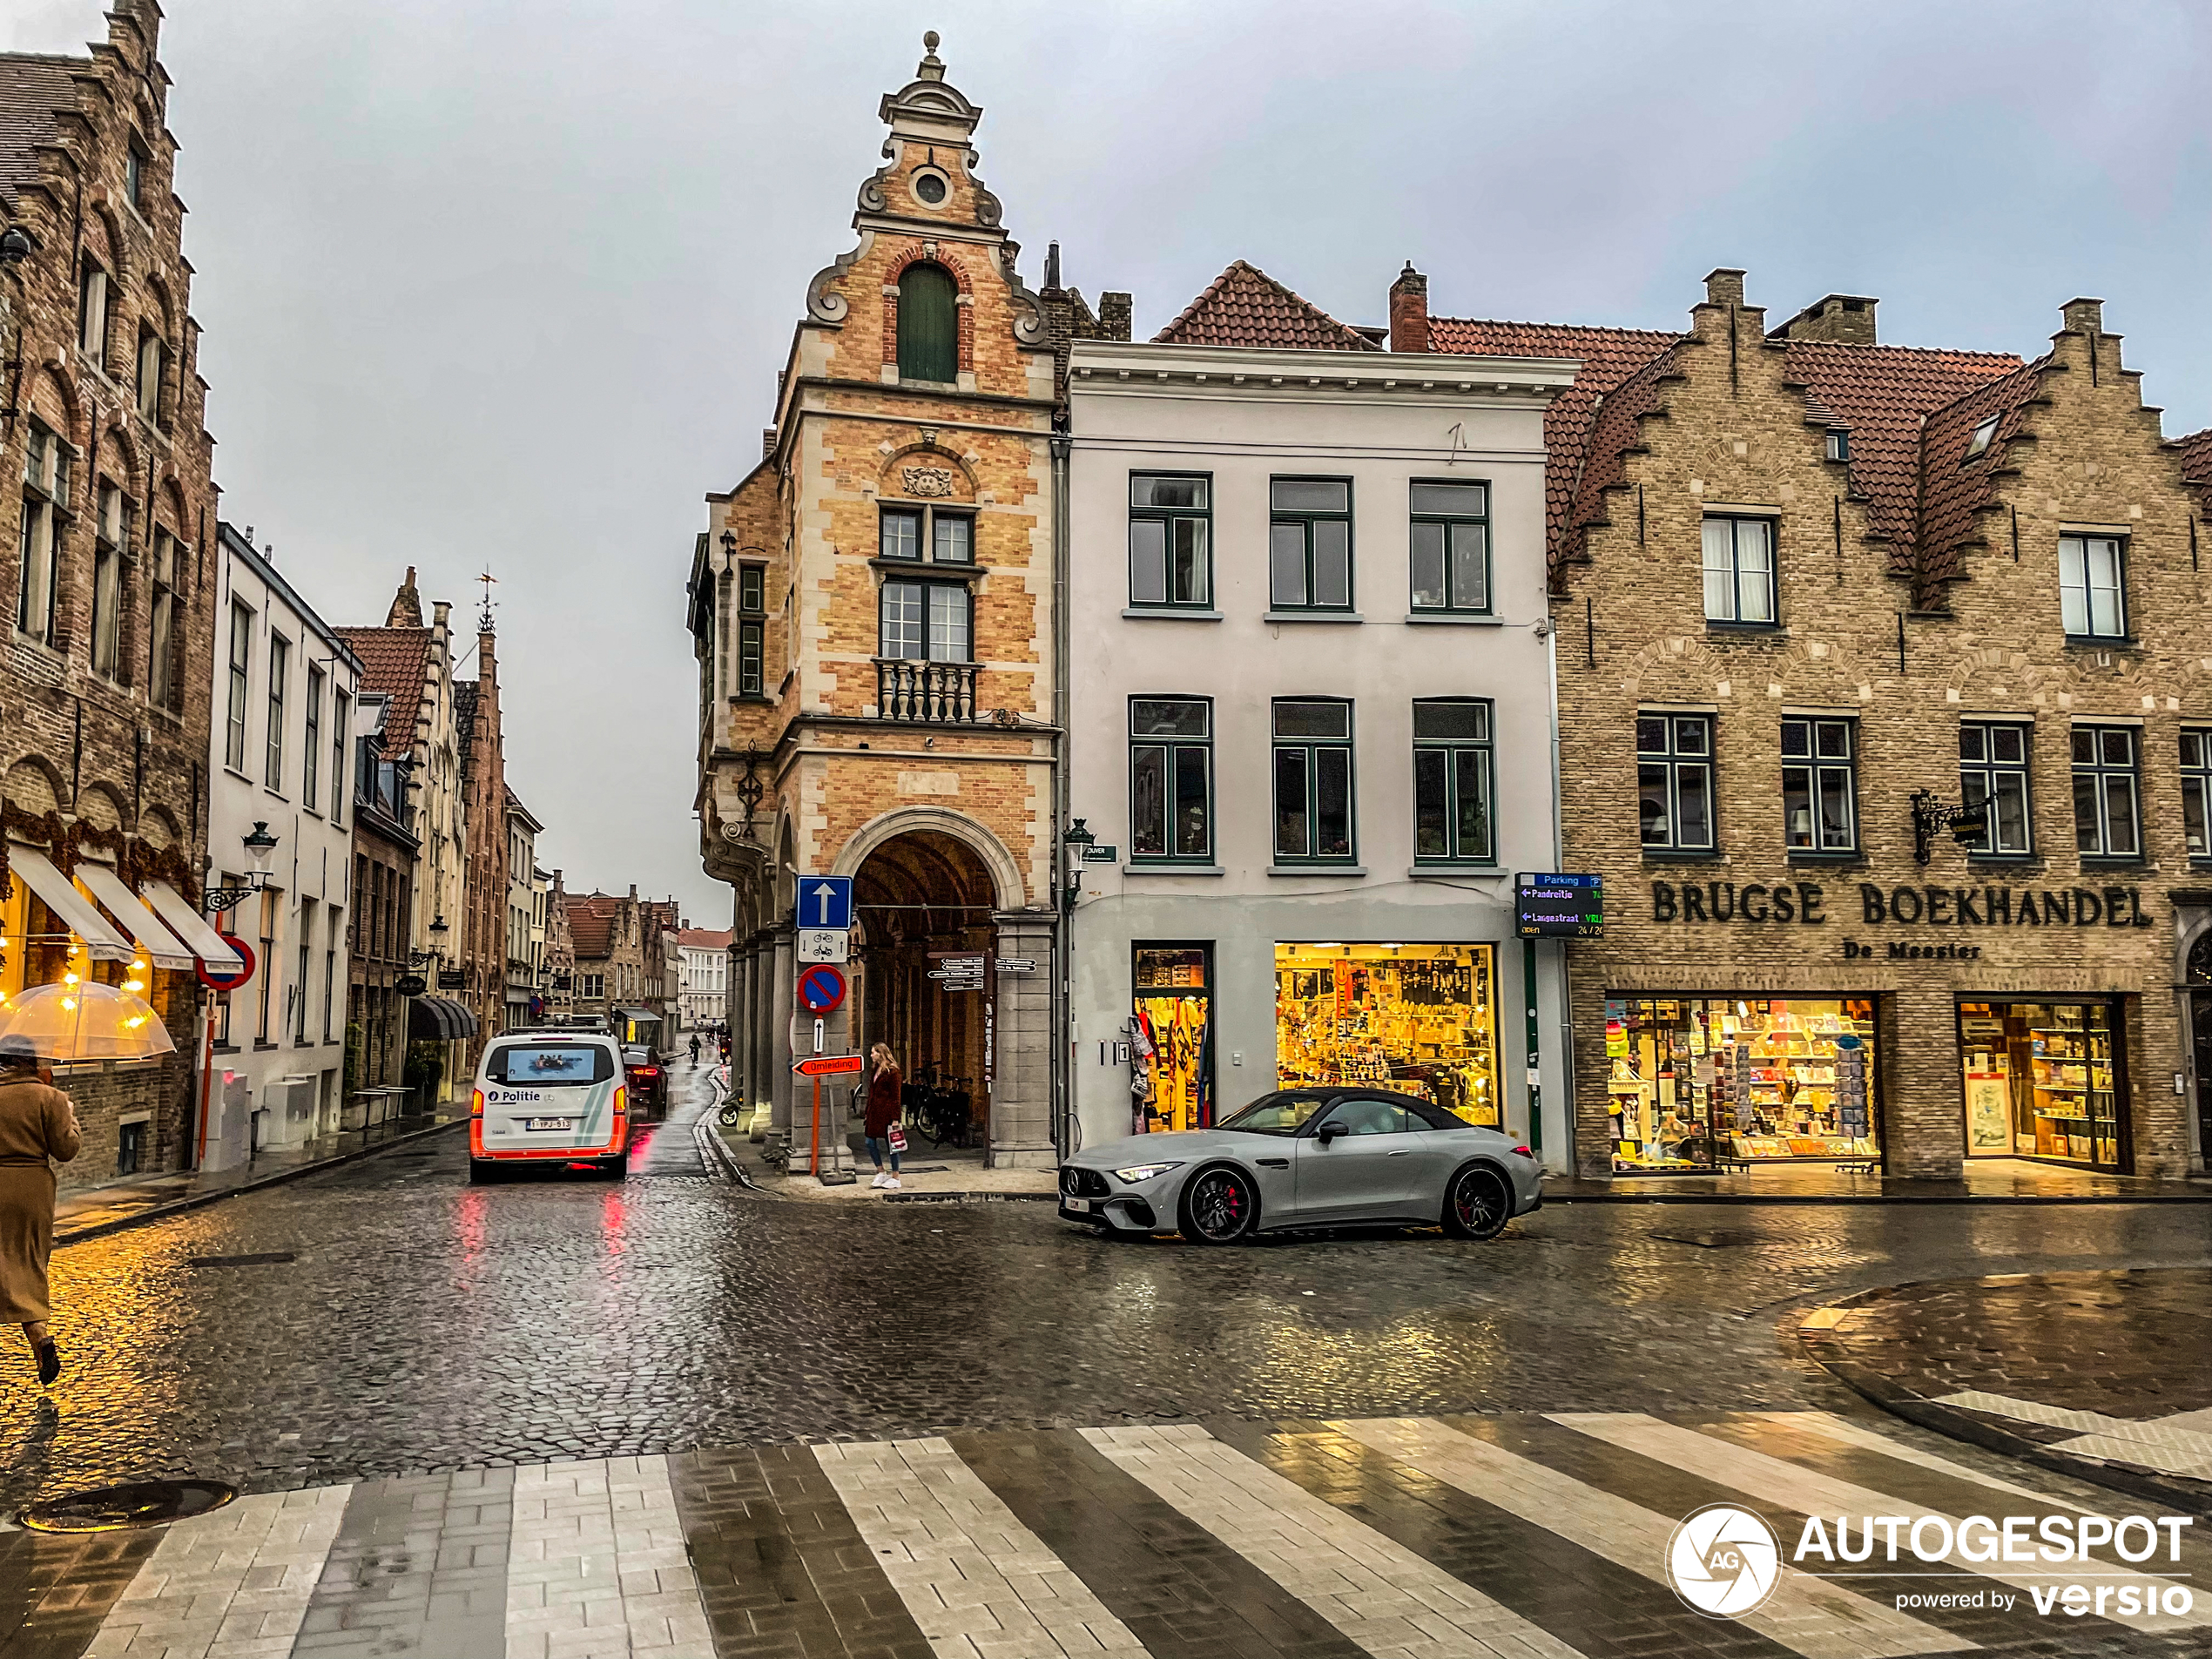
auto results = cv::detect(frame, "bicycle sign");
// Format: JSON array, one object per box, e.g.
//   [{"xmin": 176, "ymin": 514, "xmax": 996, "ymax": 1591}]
[{"xmin": 796, "ymin": 963, "xmax": 846, "ymax": 1015}]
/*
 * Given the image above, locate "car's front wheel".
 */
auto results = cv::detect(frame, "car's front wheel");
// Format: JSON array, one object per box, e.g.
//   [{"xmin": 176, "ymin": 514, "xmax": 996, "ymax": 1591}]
[
  {"xmin": 1443, "ymin": 1163, "xmax": 1513, "ymax": 1240},
  {"xmin": 1178, "ymin": 1165, "xmax": 1258, "ymax": 1244}
]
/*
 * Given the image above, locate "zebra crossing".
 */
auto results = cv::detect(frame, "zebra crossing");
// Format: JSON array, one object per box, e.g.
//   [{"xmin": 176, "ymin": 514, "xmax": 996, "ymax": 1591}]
[{"xmin": 6, "ymin": 1410, "xmax": 2202, "ymax": 1659}]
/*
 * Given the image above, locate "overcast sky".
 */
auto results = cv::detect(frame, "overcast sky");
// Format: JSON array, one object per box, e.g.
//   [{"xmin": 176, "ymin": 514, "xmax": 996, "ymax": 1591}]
[{"xmin": 8, "ymin": 2, "xmax": 2208, "ymax": 927}]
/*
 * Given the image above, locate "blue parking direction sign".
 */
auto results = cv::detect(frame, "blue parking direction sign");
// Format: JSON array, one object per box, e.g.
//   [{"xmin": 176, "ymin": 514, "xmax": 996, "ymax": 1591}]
[{"xmin": 799, "ymin": 876, "xmax": 853, "ymax": 932}]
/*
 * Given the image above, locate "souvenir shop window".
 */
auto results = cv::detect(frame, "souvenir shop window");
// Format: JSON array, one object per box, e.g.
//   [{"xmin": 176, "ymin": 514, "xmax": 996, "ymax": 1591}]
[
  {"xmin": 1272, "ymin": 699, "xmax": 1355, "ymax": 864},
  {"xmin": 1604, "ymin": 995, "xmax": 1878, "ymax": 1173},
  {"xmin": 1959, "ymin": 1000, "xmax": 2124, "ymax": 1170},
  {"xmin": 1130, "ymin": 698, "xmax": 1211, "ymax": 862},
  {"xmin": 1131, "ymin": 944, "xmax": 1211, "ymax": 1134},
  {"xmin": 1273, "ymin": 943, "xmax": 1498, "ymax": 1126}
]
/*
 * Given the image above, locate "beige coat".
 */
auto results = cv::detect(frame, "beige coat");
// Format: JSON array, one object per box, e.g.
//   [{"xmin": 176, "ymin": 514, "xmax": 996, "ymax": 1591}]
[{"xmin": 0, "ymin": 1074, "xmax": 81, "ymax": 1324}]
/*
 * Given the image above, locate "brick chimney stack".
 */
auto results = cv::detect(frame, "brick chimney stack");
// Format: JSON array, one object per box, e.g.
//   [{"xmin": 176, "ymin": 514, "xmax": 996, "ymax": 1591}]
[
  {"xmin": 2060, "ymin": 298, "xmax": 2106, "ymax": 335},
  {"xmin": 1775, "ymin": 294, "xmax": 1879, "ymax": 345},
  {"xmin": 1389, "ymin": 262, "xmax": 1429, "ymax": 354},
  {"xmin": 1096, "ymin": 292, "xmax": 1133, "ymax": 341},
  {"xmin": 1703, "ymin": 268, "xmax": 1747, "ymax": 308}
]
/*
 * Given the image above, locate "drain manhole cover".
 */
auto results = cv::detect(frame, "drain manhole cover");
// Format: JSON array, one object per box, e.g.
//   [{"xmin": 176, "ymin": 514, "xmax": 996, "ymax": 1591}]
[
  {"xmin": 1653, "ymin": 1229, "xmax": 1762, "ymax": 1250},
  {"xmin": 20, "ymin": 1480, "xmax": 236, "ymax": 1533},
  {"xmin": 188, "ymin": 1251, "xmax": 296, "ymax": 1268}
]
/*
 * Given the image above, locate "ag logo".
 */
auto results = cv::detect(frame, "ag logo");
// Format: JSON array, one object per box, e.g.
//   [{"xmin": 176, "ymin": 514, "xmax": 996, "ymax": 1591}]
[{"xmin": 1667, "ymin": 1504, "xmax": 1781, "ymax": 1618}]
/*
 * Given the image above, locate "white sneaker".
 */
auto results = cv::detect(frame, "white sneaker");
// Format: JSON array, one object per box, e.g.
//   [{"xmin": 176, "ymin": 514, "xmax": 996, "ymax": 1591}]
[
  {"xmin": 871, "ymin": 1172, "xmax": 888, "ymax": 1188},
  {"xmin": 883, "ymin": 1177, "xmax": 901, "ymax": 1190}
]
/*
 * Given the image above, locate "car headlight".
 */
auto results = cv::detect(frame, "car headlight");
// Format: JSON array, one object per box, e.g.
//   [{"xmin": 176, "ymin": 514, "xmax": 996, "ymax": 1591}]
[{"xmin": 1112, "ymin": 1161, "xmax": 1183, "ymax": 1184}]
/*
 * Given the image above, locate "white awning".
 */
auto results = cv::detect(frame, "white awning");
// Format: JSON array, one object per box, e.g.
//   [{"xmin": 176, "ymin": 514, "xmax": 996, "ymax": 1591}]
[
  {"xmin": 140, "ymin": 880, "xmax": 246, "ymax": 973},
  {"xmin": 4, "ymin": 846, "xmax": 137, "ymax": 963},
  {"xmin": 75, "ymin": 863, "xmax": 194, "ymax": 972}
]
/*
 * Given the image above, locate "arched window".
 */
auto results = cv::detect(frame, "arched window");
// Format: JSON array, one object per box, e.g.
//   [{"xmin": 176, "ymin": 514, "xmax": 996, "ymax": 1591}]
[{"xmin": 896, "ymin": 263, "xmax": 958, "ymax": 383}]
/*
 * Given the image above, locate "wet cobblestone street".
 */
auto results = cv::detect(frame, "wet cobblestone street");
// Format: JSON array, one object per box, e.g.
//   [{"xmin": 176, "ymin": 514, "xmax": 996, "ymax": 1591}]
[{"xmin": 3, "ymin": 1071, "xmax": 2209, "ymax": 1511}]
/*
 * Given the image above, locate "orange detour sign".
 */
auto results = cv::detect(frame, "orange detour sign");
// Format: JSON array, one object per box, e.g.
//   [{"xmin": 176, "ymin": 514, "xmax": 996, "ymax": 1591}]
[{"xmin": 792, "ymin": 1054, "xmax": 866, "ymax": 1076}]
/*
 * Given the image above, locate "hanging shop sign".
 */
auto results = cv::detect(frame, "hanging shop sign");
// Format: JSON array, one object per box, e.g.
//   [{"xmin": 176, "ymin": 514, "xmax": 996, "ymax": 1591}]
[
  {"xmin": 438, "ymin": 968, "xmax": 467, "ymax": 989},
  {"xmin": 1649, "ymin": 879, "xmax": 2152, "ymax": 930},
  {"xmin": 394, "ymin": 973, "xmax": 428, "ymax": 996},
  {"xmin": 1516, "ymin": 873, "xmax": 1603, "ymax": 938}
]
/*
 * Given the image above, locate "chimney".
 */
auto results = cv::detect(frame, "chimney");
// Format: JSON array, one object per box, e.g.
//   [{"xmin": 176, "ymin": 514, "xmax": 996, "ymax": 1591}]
[
  {"xmin": 1096, "ymin": 291, "xmax": 1133, "ymax": 342},
  {"xmin": 1703, "ymin": 268, "xmax": 1747, "ymax": 308},
  {"xmin": 1043, "ymin": 240, "xmax": 1062, "ymax": 292},
  {"xmin": 762, "ymin": 427, "xmax": 776, "ymax": 460},
  {"xmin": 1389, "ymin": 262, "xmax": 1430, "ymax": 354},
  {"xmin": 385, "ymin": 565, "xmax": 424, "ymax": 628},
  {"xmin": 2060, "ymin": 297, "xmax": 2105, "ymax": 335},
  {"xmin": 1774, "ymin": 294, "xmax": 1878, "ymax": 346}
]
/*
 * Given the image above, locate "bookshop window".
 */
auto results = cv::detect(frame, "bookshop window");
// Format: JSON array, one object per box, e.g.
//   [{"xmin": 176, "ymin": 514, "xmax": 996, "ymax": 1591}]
[
  {"xmin": 1274, "ymin": 943, "xmax": 1499, "ymax": 1127},
  {"xmin": 1959, "ymin": 999, "xmax": 2124, "ymax": 1170},
  {"xmin": 1605, "ymin": 995, "xmax": 1878, "ymax": 1173}
]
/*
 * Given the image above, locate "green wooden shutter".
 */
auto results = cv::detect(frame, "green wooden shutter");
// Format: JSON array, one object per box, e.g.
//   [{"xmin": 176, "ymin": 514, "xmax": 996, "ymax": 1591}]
[{"xmin": 897, "ymin": 264, "xmax": 958, "ymax": 382}]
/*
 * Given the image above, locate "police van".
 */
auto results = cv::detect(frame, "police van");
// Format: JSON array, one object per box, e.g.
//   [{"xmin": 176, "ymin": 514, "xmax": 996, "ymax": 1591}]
[{"xmin": 469, "ymin": 1033, "xmax": 630, "ymax": 1183}]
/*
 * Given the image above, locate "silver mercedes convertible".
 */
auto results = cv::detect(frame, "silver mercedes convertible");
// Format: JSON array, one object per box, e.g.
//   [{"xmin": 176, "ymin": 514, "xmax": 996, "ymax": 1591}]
[{"xmin": 1057, "ymin": 1087, "xmax": 1542, "ymax": 1244}]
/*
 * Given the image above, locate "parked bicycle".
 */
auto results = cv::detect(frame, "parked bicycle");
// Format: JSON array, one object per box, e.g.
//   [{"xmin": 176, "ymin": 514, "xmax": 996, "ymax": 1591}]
[{"xmin": 902, "ymin": 1067, "xmax": 974, "ymax": 1149}]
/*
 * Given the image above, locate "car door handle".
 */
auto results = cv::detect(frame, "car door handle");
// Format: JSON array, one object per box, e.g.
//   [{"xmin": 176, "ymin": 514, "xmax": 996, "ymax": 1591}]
[
  {"xmin": 1388, "ymin": 1148, "xmax": 1413, "ymax": 1156},
  {"xmin": 1256, "ymin": 1157, "xmax": 1289, "ymax": 1169}
]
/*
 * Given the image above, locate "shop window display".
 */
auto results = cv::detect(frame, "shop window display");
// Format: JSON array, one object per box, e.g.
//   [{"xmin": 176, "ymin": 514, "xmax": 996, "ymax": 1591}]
[
  {"xmin": 1275, "ymin": 943, "xmax": 1499, "ymax": 1125},
  {"xmin": 1606, "ymin": 995, "xmax": 1878, "ymax": 1172},
  {"xmin": 1132, "ymin": 945, "xmax": 1211, "ymax": 1133},
  {"xmin": 1959, "ymin": 1000, "xmax": 2123, "ymax": 1170}
]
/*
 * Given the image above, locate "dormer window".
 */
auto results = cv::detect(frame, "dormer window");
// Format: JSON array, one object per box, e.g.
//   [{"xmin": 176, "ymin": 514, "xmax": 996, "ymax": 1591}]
[
  {"xmin": 1963, "ymin": 415, "xmax": 1999, "ymax": 462},
  {"xmin": 1824, "ymin": 429, "xmax": 1849, "ymax": 462}
]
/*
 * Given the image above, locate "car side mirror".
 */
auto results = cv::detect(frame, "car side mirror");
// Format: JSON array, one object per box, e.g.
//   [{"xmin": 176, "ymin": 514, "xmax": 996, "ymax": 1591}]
[{"xmin": 1316, "ymin": 1120, "xmax": 1345, "ymax": 1145}]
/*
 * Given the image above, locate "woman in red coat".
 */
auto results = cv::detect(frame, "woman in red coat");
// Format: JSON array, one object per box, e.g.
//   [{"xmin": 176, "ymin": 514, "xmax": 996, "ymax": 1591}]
[{"xmin": 864, "ymin": 1042, "xmax": 904, "ymax": 1190}]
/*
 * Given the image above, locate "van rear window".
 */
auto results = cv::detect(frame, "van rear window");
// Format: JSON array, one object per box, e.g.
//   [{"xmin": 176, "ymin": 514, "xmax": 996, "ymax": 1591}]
[{"xmin": 488, "ymin": 1044, "xmax": 612, "ymax": 1086}]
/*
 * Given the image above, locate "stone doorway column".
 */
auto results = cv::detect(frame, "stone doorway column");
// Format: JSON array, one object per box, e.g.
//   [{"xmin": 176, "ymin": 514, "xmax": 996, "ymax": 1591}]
[
  {"xmin": 989, "ymin": 913, "xmax": 1055, "ymax": 1168},
  {"xmin": 765, "ymin": 924, "xmax": 796, "ymax": 1158}
]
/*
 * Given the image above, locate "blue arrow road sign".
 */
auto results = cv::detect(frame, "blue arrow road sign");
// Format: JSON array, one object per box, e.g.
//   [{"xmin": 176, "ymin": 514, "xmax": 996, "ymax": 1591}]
[{"xmin": 799, "ymin": 875, "xmax": 853, "ymax": 932}]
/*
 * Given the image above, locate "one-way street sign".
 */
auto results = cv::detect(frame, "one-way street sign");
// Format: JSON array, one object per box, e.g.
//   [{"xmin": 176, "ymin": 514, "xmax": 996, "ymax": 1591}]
[{"xmin": 799, "ymin": 876, "xmax": 853, "ymax": 932}]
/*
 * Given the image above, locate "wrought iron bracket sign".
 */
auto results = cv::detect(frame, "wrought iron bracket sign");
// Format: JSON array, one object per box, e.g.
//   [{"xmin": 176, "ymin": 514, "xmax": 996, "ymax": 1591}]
[
  {"xmin": 1910, "ymin": 789, "xmax": 1988, "ymax": 865},
  {"xmin": 201, "ymin": 887, "xmax": 257, "ymax": 915}
]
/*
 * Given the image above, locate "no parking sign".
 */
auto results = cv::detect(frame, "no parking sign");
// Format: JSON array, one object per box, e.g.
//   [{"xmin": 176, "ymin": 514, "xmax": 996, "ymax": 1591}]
[
  {"xmin": 796, "ymin": 963, "xmax": 846, "ymax": 1015},
  {"xmin": 196, "ymin": 938, "xmax": 255, "ymax": 994}
]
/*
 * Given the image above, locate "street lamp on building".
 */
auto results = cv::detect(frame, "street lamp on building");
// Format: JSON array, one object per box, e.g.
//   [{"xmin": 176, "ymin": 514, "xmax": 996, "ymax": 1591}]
[
  {"xmin": 1062, "ymin": 818, "xmax": 1095, "ymax": 914},
  {"xmin": 408, "ymin": 914, "xmax": 448, "ymax": 971},
  {"xmin": 205, "ymin": 822, "xmax": 281, "ymax": 914}
]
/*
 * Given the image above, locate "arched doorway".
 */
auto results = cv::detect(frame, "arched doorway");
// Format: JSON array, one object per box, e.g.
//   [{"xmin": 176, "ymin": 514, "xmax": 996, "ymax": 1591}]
[{"xmin": 853, "ymin": 830, "xmax": 999, "ymax": 1149}]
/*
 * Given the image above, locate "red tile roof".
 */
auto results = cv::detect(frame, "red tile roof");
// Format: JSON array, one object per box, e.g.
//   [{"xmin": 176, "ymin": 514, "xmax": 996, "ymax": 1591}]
[
  {"xmin": 678, "ymin": 928, "xmax": 735, "ymax": 950},
  {"xmin": 1426, "ymin": 320, "xmax": 1684, "ymax": 561},
  {"xmin": 1152, "ymin": 261, "xmax": 1380, "ymax": 353},
  {"xmin": 1909, "ymin": 357, "xmax": 2049, "ymax": 591},
  {"xmin": 334, "ymin": 627, "xmax": 433, "ymax": 759},
  {"xmin": 563, "ymin": 894, "xmax": 620, "ymax": 960},
  {"xmin": 2177, "ymin": 428, "xmax": 2212, "ymax": 518}
]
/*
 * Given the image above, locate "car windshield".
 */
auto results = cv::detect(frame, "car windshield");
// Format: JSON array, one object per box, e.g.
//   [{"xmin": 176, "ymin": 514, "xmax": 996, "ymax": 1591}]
[
  {"xmin": 1216, "ymin": 1093, "xmax": 1330, "ymax": 1136},
  {"xmin": 488, "ymin": 1045, "xmax": 612, "ymax": 1086}
]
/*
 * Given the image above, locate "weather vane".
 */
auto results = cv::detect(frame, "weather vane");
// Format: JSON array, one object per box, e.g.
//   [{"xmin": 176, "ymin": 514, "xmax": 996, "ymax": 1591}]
[{"xmin": 476, "ymin": 569, "xmax": 498, "ymax": 631}]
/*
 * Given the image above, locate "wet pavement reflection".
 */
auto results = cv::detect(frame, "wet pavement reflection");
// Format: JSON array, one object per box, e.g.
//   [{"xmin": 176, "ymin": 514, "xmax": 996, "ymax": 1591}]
[{"xmin": 3, "ymin": 1062, "xmax": 2208, "ymax": 1508}]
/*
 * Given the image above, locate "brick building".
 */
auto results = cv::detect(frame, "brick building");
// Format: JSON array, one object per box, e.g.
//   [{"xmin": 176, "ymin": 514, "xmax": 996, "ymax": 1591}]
[
  {"xmin": 1, "ymin": 2, "xmax": 228, "ymax": 1187},
  {"xmin": 337, "ymin": 570, "xmax": 472, "ymax": 1099},
  {"xmin": 689, "ymin": 36, "xmax": 1061, "ymax": 1167},
  {"xmin": 563, "ymin": 887, "xmax": 650, "ymax": 1043},
  {"xmin": 455, "ymin": 616, "xmax": 507, "ymax": 1050},
  {"xmin": 542, "ymin": 867, "xmax": 575, "ymax": 1023},
  {"xmin": 1392, "ymin": 266, "xmax": 2212, "ymax": 1180},
  {"xmin": 345, "ymin": 690, "xmax": 418, "ymax": 1108},
  {"xmin": 503, "ymin": 788, "xmax": 543, "ymax": 1031}
]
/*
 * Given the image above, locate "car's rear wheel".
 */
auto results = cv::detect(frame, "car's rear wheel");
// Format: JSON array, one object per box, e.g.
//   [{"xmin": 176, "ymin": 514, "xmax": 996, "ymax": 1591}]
[
  {"xmin": 1443, "ymin": 1163, "xmax": 1512, "ymax": 1240},
  {"xmin": 467, "ymin": 1159, "xmax": 502, "ymax": 1186},
  {"xmin": 1179, "ymin": 1166, "xmax": 1257, "ymax": 1244},
  {"xmin": 598, "ymin": 1156, "xmax": 628, "ymax": 1180}
]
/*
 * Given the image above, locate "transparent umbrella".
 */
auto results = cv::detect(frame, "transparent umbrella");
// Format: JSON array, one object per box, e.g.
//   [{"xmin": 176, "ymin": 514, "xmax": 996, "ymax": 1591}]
[{"xmin": 0, "ymin": 979, "xmax": 176, "ymax": 1061}]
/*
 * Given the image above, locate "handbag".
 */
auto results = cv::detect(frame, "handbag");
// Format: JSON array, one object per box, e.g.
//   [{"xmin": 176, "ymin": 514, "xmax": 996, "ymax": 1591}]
[{"xmin": 887, "ymin": 1124, "xmax": 908, "ymax": 1154}]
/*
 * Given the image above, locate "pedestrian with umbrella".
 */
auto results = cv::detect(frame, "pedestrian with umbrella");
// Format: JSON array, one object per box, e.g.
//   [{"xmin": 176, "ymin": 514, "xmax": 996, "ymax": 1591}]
[{"xmin": 0, "ymin": 1033, "xmax": 80, "ymax": 1386}]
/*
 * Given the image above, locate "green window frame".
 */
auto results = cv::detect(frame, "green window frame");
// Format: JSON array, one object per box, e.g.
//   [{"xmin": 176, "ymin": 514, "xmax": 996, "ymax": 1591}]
[
  {"xmin": 896, "ymin": 262, "xmax": 959, "ymax": 383},
  {"xmin": 737, "ymin": 563, "xmax": 766, "ymax": 697},
  {"xmin": 1269, "ymin": 478, "xmax": 1352, "ymax": 610},
  {"xmin": 1413, "ymin": 698, "xmax": 1494, "ymax": 864},
  {"xmin": 1408, "ymin": 481, "xmax": 1490, "ymax": 614},
  {"xmin": 1130, "ymin": 698, "xmax": 1211, "ymax": 863},
  {"xmin": 1128, "ymin": 473, "xmax": 1211, "ymax": 608},
  {"xmin": 1272, "ymin": 698, "xmax": 1355, "ymax": 863}
]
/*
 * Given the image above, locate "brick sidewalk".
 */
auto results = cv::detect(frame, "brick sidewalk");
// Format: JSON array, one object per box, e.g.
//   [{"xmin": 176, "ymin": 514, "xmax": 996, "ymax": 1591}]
[{"xmin": 1799, "ymin": 1268, "xmax": 2212, "ymax": 1512}]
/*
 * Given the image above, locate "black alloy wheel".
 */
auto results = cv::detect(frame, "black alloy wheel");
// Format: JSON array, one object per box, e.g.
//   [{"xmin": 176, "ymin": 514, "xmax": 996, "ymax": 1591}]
[
  {"xmin": 1179, "ymin": 1166, "xmax": 1258, "ymax": 1244},
  {"xmin": 467, "ymin": 1159, "xmax": 502, "ymax": 1186},
  {"xmin": 1444, "ymin": 1163, "xmax": 1512, "ymax": 1240}
]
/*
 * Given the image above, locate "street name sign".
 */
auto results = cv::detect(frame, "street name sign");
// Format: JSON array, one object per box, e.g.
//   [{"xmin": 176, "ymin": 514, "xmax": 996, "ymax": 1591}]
[
  {"xmin": 796, "ymin": 928, "xmax": 849, "ymax": 964},
  {"xmin": 1515, "ymin": 872, "xmax": 1604, "ymax": 938},
  {"xmin": 799, "ymin": 877, "xmax": 853, "ymax": 932},
  {"xmin": 1080, "ymin": 844, "xmax": 1119, "ymax": 863},
  {"xmin": 792, "ymin": 1054, "xmax": 866, "ymax": 1076}
]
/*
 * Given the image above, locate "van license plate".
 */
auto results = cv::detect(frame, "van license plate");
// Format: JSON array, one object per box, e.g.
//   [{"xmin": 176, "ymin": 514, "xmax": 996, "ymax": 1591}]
[{"xmin": 524, "ymin": 1117, "xmax": 574, "ymax": 1132}]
